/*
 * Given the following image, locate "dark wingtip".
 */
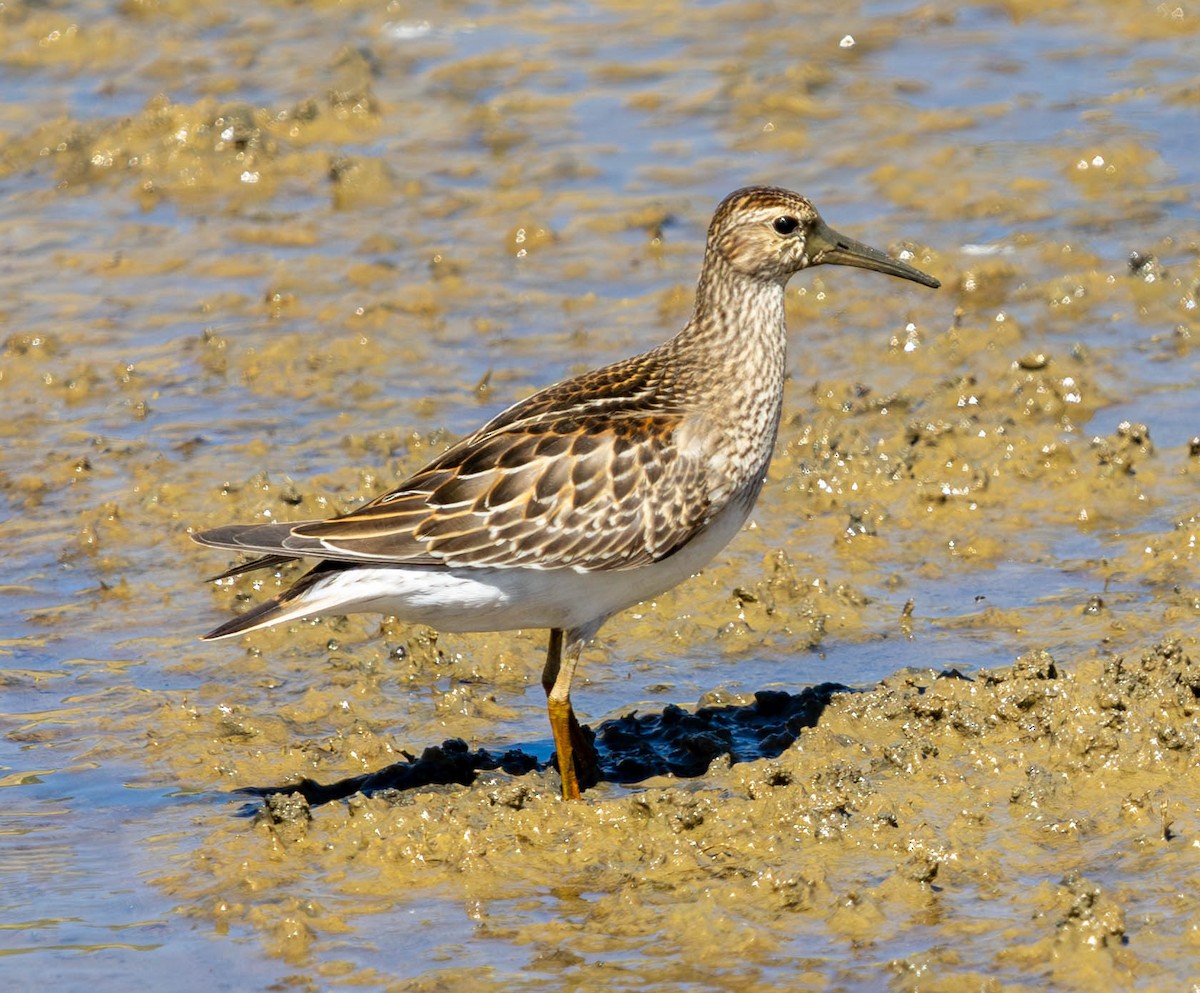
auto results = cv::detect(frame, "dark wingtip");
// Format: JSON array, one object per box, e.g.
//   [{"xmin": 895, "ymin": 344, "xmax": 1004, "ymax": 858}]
[
  {"xmin": 191, "ymin": 525, "xmax": 257, "ymax": 550},
  {"xmin": 200, "ymin": 599, "xmax": 282, "ymax": 641},
  {"xmin": 190, "ymin": 527, "xmax": 225, "ymax": 548},
  {"xmin": 205, "ymin": 554, "xmax": 294, "ymax": 583},
  {"xmin": 198, "ymin": 561, "xmax": 331, "ymax": 640}
]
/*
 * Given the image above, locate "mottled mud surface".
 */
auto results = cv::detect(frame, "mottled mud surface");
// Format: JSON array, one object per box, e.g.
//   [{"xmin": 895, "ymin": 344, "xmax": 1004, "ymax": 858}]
[{"xmin": 2, "ymin": 0, "xmax": 1199, "ymax": 990}]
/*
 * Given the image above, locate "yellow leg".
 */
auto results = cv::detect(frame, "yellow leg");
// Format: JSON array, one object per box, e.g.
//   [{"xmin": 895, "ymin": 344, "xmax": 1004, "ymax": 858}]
[{"xmin": 542, "ymin": 628, "xmax": 597, "ymax": 799}]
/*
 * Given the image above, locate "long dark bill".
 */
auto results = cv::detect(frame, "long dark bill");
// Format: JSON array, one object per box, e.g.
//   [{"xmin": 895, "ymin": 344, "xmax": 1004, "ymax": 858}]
[{"xmin": 808, "ymin": 219, "xmax": 940, "ymax": 289}]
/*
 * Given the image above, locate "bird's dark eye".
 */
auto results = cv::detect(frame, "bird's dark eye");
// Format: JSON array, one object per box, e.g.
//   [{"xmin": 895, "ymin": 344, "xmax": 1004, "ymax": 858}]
[{"xmin": 773, "ymin": 216, "xmax": 799, "ymax": 235}]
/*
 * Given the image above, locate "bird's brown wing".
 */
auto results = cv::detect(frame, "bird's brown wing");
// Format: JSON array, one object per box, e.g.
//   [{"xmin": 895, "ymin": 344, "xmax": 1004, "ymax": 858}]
[
  {"xmin": 294, "ymin": 405, "xmax": 718, "ymax": 571},
  {"xmin": 193, "ymin": 403, "xmax": 723, "ymax": 573},
  {"xmin": 192, "ymin": 338, "xmax": 733, "ymax": 572}
]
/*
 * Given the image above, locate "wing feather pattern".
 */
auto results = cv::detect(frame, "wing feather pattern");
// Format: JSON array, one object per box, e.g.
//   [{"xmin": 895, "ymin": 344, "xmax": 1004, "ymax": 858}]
[
  {"xmin": 192, "ymin": 340, "xmax": 729, "ymax": 573},
  {"xmin": 296, "ymin": 411, "xmax": 716, "ymax": 571},
  {"xmin": 193, "ymin": 350, "xmax": 727, "ymax": 575}
]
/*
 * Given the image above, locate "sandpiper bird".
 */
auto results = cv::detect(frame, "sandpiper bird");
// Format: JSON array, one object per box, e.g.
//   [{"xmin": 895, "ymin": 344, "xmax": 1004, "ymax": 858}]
[{"xmin": 193, "ymin": 186, "xmax": 939, "ymax": 799}]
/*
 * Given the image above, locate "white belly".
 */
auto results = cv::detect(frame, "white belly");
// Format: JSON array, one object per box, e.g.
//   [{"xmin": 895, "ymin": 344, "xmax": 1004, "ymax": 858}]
[{"xmin": 292, "ymin": 496, "xmax": 755, "ymax": 635}]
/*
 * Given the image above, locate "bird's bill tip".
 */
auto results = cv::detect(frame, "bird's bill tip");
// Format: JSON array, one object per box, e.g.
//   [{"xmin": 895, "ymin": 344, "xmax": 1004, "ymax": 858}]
[{"xmin": 809, "ymin": 220, "xmax": 940, "ymax": 289}]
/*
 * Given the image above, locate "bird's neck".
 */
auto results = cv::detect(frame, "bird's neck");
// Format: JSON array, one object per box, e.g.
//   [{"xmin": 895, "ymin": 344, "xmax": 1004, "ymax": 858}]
[
  {"xmin": 675, "ymin": 248, "xmax": 788, "ymax": 374},
  {"xmin": 661, "ymin": 249, "xmax": 789, "ymax": 480}
]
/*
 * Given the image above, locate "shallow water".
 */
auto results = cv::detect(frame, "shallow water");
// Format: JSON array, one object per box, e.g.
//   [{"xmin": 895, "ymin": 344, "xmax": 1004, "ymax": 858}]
[{"xmin": 2, "ymin": 1, "xmax": 1198, "ymax": 990}]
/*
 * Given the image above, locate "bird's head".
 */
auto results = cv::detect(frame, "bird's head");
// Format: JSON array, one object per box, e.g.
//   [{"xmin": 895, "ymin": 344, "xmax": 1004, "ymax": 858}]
[{"xmin": 707, "ymin": 185, "xmax": 940, "ymax": 289}]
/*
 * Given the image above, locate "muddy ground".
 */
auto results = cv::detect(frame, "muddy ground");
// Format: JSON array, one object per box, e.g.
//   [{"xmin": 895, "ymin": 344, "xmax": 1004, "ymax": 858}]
[{"xmin": 1, "ymin": 0, "xmax": 1198, "ymax": 990}]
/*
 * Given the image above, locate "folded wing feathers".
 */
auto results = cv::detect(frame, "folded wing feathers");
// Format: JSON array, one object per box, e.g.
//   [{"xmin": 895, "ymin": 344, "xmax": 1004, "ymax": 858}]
[{"xmin": 196, "ymin": 405, "xmax": 716, "ymax": 574}]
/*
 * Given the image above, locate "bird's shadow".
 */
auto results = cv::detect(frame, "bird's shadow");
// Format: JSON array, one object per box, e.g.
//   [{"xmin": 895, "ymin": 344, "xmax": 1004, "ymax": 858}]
[{"xmin": 234, "ymin": 683, "xmax": 849, "ymax": 814}]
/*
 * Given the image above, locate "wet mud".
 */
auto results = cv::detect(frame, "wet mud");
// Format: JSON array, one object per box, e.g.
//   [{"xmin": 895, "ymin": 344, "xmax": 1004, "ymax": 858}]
[
  {"xmin": 2, "ymin": 0, "xmax": 1199, "ymax": 990},
  {"xmin": 202, "ymin": 640, "xmax": 1200, "ymax": 990}
]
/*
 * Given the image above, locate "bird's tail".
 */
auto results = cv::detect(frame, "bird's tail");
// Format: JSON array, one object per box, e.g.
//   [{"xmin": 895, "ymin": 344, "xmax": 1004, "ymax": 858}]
[{"xmin": 201, "ymin": 562, "xmax": 338, "ymax": 640}]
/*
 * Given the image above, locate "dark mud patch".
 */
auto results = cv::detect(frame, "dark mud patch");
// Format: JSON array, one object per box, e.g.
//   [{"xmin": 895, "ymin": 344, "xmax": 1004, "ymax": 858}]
[{"xmin": 236, "ymin": 683, "xmax": 848, "ymax": 808}]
